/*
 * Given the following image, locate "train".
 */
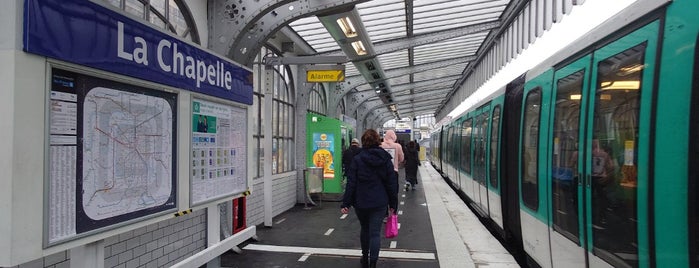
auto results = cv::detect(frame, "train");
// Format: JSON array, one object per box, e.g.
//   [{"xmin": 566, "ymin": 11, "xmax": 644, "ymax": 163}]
[{"xmin": 428, "ymin": 0, "xmax": 698, "ymax": 267}]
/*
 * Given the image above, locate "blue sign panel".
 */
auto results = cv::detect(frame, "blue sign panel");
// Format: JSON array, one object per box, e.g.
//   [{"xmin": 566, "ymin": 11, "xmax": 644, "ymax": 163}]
[{"xmin": 24, "ymin": 0, "xmax": 253, "ymax": 105}]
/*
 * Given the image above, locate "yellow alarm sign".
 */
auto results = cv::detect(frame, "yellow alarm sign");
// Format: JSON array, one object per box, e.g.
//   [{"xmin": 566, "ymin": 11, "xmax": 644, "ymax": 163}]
[{"xmin": 306, "ymin": 70, "xmax": 345, "ymax": 82}]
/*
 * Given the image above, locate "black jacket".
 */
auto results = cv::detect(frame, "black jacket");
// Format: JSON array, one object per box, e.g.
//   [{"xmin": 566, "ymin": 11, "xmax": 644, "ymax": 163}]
[
  {"xmin": 341, "ymin": 146, "xmax": 398, "ymax": 210},
  {"xmin": 342, "ymin": 145, "xmax": 361, "ymax": 173}
]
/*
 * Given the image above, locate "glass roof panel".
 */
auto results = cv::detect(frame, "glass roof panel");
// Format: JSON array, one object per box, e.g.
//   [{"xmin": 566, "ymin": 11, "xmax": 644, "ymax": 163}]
[
  {"xmin": 357, "ymin": 1, "xmax": 407, "ymax": 42},
  {"xmin": 287, "ymin": 0, "xmax": 522, "ymax": 119}
]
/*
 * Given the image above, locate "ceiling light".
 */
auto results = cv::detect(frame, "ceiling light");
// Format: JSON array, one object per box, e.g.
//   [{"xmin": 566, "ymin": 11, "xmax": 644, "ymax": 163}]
[
  {"xmin": 569, "ymin": 94, "xmax": 581, "ymax": 100},
  {"xmin": 617, "ymin": 64, "xmax": 644, "ymax": 76},
  {"xmin": 337, "ymin": 17, "xmax": 358, "ymax": 38},
  {"xmin": 351, "ymin": 41, "xmax": 367, "ymax": 56},
  {"xmin": 600, "ymin": 80, "xmax": 640, "ymax": 90}
]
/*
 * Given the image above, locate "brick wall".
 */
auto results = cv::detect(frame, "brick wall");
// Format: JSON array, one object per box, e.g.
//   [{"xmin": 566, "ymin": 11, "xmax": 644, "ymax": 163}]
[
  {"xmin": 246, "ymin": 172, "xmax": 298, "ymax": 227},
  {"xmin": 102, "ymin": 209, "xmax": 207, "ymax": 268},
  {"xmin": 3, "ymin": 171, "xmax": 298, "ymax": 268}
]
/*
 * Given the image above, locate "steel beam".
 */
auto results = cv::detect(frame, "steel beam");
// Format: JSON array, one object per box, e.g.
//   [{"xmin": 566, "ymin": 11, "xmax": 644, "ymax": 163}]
[
  {"xmin": 264, "ymin": 56, "xmax": 348, "ymax": 65},
  {"xmin": 208, "ymin": 0, "xmax": 369, "ymax": 67},
  {"xmin": 317, "ymin": 21, "xmax": 501, "ymax": 57}
]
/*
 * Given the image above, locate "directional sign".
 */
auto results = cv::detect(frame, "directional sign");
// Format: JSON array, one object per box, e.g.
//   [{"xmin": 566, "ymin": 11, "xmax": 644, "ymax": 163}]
[{"xmin": 307, "ymin": 70, "xmax": 345, "ymax": 82}]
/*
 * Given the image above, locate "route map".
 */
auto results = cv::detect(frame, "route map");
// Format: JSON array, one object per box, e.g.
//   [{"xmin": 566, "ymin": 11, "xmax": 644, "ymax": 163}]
[{"xmin": 82, "ymin": 86, "xmax": 175, "ymax": 221}]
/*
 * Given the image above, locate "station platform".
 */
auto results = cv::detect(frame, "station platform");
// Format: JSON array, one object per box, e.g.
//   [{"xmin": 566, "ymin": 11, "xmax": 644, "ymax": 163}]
[{"xmin": 220, "ymin": 163, "xmax": 520, "ymax": 268}]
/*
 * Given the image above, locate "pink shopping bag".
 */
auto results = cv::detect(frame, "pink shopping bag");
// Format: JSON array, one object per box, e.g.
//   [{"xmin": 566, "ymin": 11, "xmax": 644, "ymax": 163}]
[{"xmin": 385, "ymin": 213, "xmax": 398, "ymax": 238}]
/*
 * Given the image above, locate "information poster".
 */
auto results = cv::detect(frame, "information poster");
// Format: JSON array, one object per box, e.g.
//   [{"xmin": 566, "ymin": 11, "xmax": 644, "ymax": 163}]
[
  {"xmin": 190, "ymin": 99, "xmax": 248, "ymax": 206},
  {"xmin": 48, "ymin": 68, "xmax": 177, "ymax": 245},
  {"xmin": 312, "ymin": 133, "xmax": 335, "ymax": 178}
]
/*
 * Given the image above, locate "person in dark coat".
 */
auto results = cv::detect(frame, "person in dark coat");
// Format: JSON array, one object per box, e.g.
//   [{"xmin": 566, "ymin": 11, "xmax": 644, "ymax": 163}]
[
  {"xmin": 404, "ymin": 141, "xmax": 420, "ymax": 190},
  {"xmin": 342, "ymin": 138, "xmax": 362, "ymax": 177},
  {"xmin": 341, "ymin": 129, "xmax": 398, "ymax": 268}
]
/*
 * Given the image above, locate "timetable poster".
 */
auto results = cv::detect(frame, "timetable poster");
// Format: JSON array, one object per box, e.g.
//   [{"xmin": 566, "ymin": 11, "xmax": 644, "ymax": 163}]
[
  {"xmin": 190, "ymin": 98, "xmax": 248, "ymax": 205},
  {"xmin": 47, "ymin": 68, "xmax": 177, "ymax": 245}
]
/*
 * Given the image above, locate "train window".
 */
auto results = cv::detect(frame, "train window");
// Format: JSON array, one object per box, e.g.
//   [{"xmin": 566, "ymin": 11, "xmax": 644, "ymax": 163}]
[
  {"xmin": 591, "ymin": 43, "xmax": 645, "ymax": 267},
  {"xmin": 489, "ymin": 106, "xmax": 501, "ymax": 188},
  {"xmin": 461, "ymin": 119, "xmax": 473, "ymax": 174},
  {"xmin": 445, "ymin": 126, "xmax": 452, "ymax": 165},
  {"xmin": 477, "ymin": 113, "xmax": 488, "ymax": 184},
  {"xmin": 551, "ymin": 70, "xmax": 584, "ymax": 244},
  {"xmin": 522, "ymin": 88, "xmax": 541, "ymax": 211}
]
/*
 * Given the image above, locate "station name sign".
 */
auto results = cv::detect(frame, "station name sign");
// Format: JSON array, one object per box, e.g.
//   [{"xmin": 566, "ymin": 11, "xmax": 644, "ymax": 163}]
[{"xmin": 24, "ymin": 0, "xmax": 253, "ymax": 105}]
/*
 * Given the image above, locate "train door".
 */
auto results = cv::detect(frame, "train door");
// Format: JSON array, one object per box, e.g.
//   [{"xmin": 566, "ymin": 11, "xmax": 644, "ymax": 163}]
[
  {"xmin": 548, "ymin": 55, "xmax": 592, "ymax": 268},
  {"xmin": 476, "ymin": 111, "xmax": 490, "ymax": 215},
  {"xmin": 460, "ymin": 117, "xmax": 473, "ymax": 195},
  {"xmin": 488, "ymin": 102, "xmax": 505, "ymax": 229},
  {"xmin": 519, "ymin": 69, "xmax": 554, "ymax": 268},
  {"xmin": 445, "ymin": 124, "xmax": 455, "ymax": 183},
  {"xmin": 582, "ymin": 21, "xmax": 659, "ymax": 268}
]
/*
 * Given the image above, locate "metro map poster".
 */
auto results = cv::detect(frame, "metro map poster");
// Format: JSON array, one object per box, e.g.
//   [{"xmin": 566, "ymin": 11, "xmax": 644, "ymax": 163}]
[{"xmin": 48, "ymin": 68, "xmax": 177, "ymax": 245}]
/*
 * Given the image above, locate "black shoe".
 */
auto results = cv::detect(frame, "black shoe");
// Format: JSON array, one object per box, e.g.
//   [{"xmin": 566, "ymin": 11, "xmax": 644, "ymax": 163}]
[
  {"xmin": 369, "ymin": 260, "xmax": 377, "ymax": 268},
  {"xmin": 360, "ymin": 256, "xmax": 368, "ymax": 268}
]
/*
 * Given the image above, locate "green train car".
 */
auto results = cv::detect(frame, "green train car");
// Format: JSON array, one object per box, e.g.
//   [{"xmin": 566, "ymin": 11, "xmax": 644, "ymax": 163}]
[{"xmin": 429, "ymin": 0, "xmax": 699, "ymax": 267}]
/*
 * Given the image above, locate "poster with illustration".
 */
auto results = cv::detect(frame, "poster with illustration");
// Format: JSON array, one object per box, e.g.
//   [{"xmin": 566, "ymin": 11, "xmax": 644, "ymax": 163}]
[{"xmin": 312, "ymin": 133, "xmax": 335, "ymax": 178}]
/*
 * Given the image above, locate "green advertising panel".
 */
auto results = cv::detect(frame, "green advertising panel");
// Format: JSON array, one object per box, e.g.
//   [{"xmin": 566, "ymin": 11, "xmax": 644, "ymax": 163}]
[{"xmin": 307, "ymin": 114, "xmax": 343, "ymax": 194}]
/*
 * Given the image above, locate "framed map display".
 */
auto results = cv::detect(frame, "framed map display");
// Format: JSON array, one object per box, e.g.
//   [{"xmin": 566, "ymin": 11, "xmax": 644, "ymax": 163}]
[
  {"xmin": 190, "ymin": 98, "xmax": 248, "ymax": 206},
  {"xmin": 47, "ymin": 68, "xmax": 177, "ymax": 245}
]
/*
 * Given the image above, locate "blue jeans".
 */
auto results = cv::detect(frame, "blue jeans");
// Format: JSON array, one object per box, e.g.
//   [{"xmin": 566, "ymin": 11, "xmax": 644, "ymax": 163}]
[{"xmin": 354, "ymin": 206, "xmax": 386, "ymax": 261}]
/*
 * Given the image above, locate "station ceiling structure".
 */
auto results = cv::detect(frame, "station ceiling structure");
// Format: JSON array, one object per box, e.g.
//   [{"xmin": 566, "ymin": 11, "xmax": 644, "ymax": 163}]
[{"xmin": 208, "ymin": 0, "xmax": 588, "ymax": 128}]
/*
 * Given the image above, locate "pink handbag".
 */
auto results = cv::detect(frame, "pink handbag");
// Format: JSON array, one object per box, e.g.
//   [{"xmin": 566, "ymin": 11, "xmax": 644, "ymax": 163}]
[{"xmin": 385, "ymin": 213, "xmax": 398, "ymax": 238}]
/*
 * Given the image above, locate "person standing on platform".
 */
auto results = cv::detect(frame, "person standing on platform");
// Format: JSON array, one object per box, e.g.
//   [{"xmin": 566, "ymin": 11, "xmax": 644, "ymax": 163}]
[
  {"xmin": 404, "ymin": 140, "xmax": 419, "ymax": 190},
  {"xmin": 342, "ymin": 138, "xmax": 362, "ymax": 178},
  {"xmin": 341, "ymin": 129, "xmax": 398, "ymax": 268},
  {"xmin": 381, "ymin": 130, "xmax": 404, "ymax": 186}
]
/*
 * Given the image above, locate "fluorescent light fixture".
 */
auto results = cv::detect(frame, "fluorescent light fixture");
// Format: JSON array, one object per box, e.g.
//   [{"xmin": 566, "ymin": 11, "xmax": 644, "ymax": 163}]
[
  {"xmin": 618, "ymin": 64, "xmax": 644, "ymax": 76},
  {"xmin": 600, "ymin": 80, "xmax": 640, "ymax": 90},
  {"xmin": 389, "ymin": 105, "xmax": 396, "ymax": 111},
  {"xmin": 569, "ymin": 94, "xmax": 581, "ymax": 100},
  {"xmin": 351, "ymin": 41, "xmax": 367, "ymax": 55},
  {"xmin": 375, "ymin": 89, "xmax": 381, "ymax": 94},
  {"xmin": 337, "ymin": 17, "xmax": 358, "ymax": 38},
  {"xmin": 600, "ymin": 94, "xmax": 612, "ymax": 100}
]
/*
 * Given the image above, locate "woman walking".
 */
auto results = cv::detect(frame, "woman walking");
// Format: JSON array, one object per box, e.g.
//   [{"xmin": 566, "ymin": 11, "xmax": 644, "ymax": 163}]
[
  {"xmin": 404, "ymin": 140, "xmax": 419, "ymax": 190},
  {"xmin": 341, "ymin": 129, "xmax": 398, "ymax": 268}
]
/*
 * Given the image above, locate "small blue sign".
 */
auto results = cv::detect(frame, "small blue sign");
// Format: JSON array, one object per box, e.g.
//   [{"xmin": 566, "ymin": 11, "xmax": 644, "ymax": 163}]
[{"xmin": 24, "ymin": 0, "xmax": 253, "ymax": 105}]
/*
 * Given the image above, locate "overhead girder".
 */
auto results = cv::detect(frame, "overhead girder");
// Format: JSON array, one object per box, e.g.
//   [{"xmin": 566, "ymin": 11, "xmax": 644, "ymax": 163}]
[
  {"xmin": 373, "ymin": 105, "xmax": 441, "ymax": 129},
  {"xmin": 372, "ymin": 99, "xmax": 442, "ymax": 127},
  {"xmin": 357, "ymin": 96, "xmax": 446, "ymax": 129},
  {"xmin": 278, "ymin": 26, "xmax": 315, "ymax": 55},
  {"xmin": 335, "ymin": 56, "xmax": 475, "ymax": 117},
  {"xmin": 208, "ymin": 0, "xmax": 370, "ymax": 67},
  {"xmin": 370, "ymin": 113, "xmax": 396, "ymax": 129},
  {"xmin": 349, "ymin": 75, "xmax": 458, "ymax": 113},
  {"xmin": 317, "ymin": 21, "xmax": 501, "ymax": 57},
  {"xmin": 435, "ymin": 0, "xmax": 587, "ymax": 120},
  {"xmin": 369, "ymin": 104, "xmax": 440, "ymax": 129},
  {"xmin": 355, "ymin": 87, "xmax": 450, "ymax": 125}
]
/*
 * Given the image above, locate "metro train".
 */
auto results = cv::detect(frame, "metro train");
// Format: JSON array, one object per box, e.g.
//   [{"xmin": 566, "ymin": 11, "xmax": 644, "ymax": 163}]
[{"xmin": 428, "ymin": 0, "xmax": 698, "ymax": 267}]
